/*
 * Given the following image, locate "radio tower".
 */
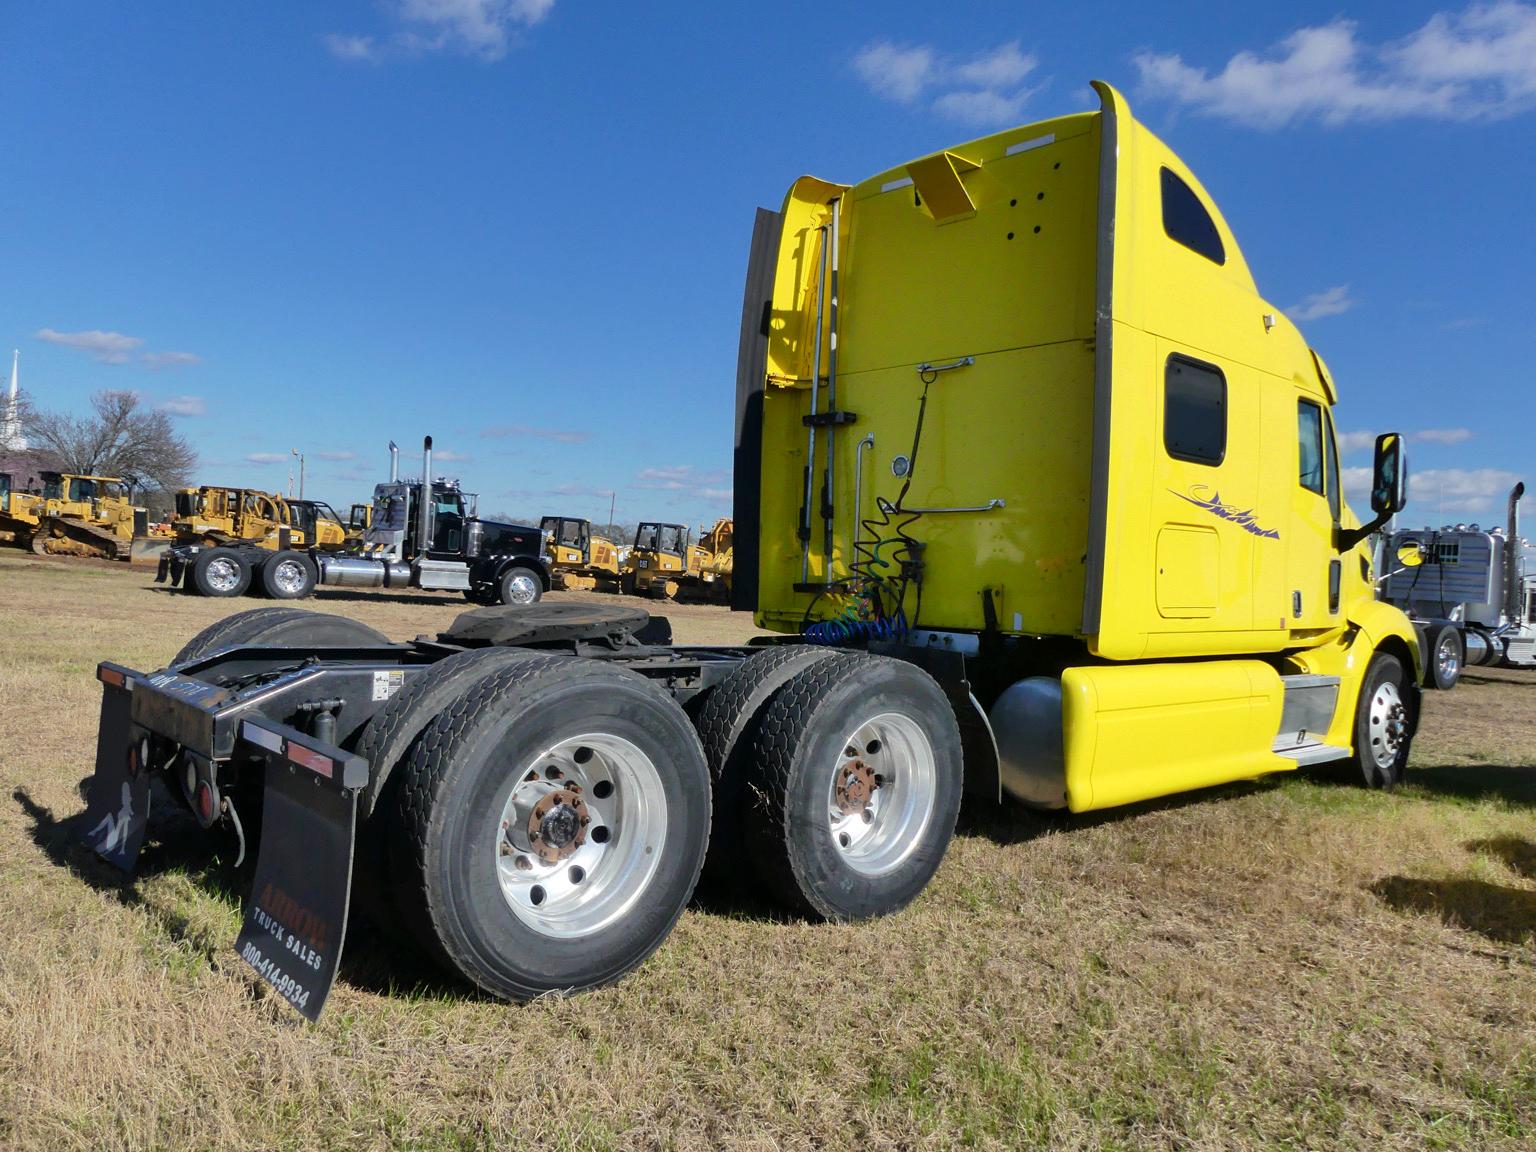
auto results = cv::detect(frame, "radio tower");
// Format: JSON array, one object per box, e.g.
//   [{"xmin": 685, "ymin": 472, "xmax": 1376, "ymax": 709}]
[{"xmin": 0, "ymin": 350, "xmax": 24, "ymax": 451}]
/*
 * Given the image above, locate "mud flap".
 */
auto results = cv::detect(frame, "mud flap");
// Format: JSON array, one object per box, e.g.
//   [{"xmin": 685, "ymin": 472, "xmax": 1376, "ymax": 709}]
[
  {"xmin": 80, "ymin": 665, "xmax": 150, "ymax": 870},
  {"xmin": 233, "ymin": 719, "xmax": 366, "ymax": 1022}
]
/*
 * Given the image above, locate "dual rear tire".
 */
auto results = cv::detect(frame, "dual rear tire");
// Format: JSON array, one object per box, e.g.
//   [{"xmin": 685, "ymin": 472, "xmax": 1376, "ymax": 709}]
[
  {"xmin": 355, "ymin": 642, "xmax": 963, "ymax": 999},
  {"xmin": 697, "ymin": 648, "xmax": 964, "ymax": 921}
]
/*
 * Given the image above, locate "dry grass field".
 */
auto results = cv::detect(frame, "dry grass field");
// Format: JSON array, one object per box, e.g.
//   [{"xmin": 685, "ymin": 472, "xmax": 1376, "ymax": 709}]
[{"xmin": 1, "ymin": 549, "xmax": 1533, "ymax": 1151}]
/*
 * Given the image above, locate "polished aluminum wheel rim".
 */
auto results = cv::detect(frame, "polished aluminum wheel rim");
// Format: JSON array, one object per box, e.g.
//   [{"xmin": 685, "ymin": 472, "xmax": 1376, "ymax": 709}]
[
  {"xmin": 505, "ymin": 572, "xmax": 540, "ymax": 604},
  {"xmin": 205, "ymin": 556, "xmax": 240, "ymax": 592},
  {"xmin": 495, "ymin": 732, "xmax": 667, "ymax": 939},
  {"xmin": 1366, "ymin": 679, "xmax": 1407, "ymax": 771},
  {"xmin": 271, "ymin": 558, "xmax": 307, "ymax": 596},
  {"xmin": 826, "ymin": 711, "xmax": 937, "ymax": 877},
  {"xmin": 1435, "ymin": 633, "xmax": 1460, "ymax": 684}
]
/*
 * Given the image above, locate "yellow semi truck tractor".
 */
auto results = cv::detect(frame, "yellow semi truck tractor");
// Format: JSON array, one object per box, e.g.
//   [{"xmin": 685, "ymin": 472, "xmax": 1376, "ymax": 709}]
[{"xmin": 76, "ymin": 83, "xmax": 1421, "ymax": 1020}]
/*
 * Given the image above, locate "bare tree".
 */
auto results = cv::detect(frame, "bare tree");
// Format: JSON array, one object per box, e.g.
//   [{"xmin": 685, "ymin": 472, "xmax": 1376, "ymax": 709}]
[{"xmin": 23, "ymin": 390, "xmax": 197, "ymax": 498}]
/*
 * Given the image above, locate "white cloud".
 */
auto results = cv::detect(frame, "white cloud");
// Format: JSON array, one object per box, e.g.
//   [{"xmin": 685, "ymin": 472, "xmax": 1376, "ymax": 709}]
[
  {"xmin": 1135, "ymin": 4, "xmax": 1536, "ymax": 128},
  {"xmin": 141, "ymin": 351, "xmax": 201, "ymax": 369},
  {"xmin": 634, "ymin": 465, "xmax": 730, "ymax": 492},
  {"xmin": 933, "ymin": 89, "xmax": 1033, "ymax": 126},
  {"xmin": 155, "ymin": 395, "xmax": 206, "ymax": 417},
  {"xmin": 1338, "ymin": 430, "xmax": 1378, "ymax": 455},
  {"xmin": 853, "ymin": 42, "xmax": 936, "ymax": 104},
  {"xmin": 853, "ymin": 39, "xmax": 1040, "ymax": 125},
  {"xmin": 1288, "ymin": 284, "xmax": 1355, "ymax": 321},
  {"xmin": 1415, "ymin": 427, "xmax": 1475, "ymax": 445},
  {"xmin": 952, "ymin": 42, "xmax": 1036, "ymax": 89},
  {"xmin": 433, "ymin": 449, "xmax": 472, "ymax": 462},
  {"xmin": 246, "ymin": 452, "xmax": 288, "ymax": 464},
  {"xmin": 314, "ymin": 450, "xmax": 356, "ymax": 461},
  {"xmin": 481, "ymin": 423, "xmax": 589, "ymax": 444},
  {"xmin": 35, "ymin": 328, "xmax": 144, "ymax": 364},
  {"xmin": 327, "ymin": 0, "xmax": 556, "ymax": 64},
  {"xmin": 1338, "ymin": 427, "xmax": 1477, "ymax": 456},
  {"xmin": 1407, "ymin": 467, "xmax": 1525, "ymax": 520},
  {"xmin": 1344, "ymin": 463, "xmax": 1522, "ymax": 521},
  {"xmin": 322, "ymin": 33, "xmax": 378, "ymax": 61}
]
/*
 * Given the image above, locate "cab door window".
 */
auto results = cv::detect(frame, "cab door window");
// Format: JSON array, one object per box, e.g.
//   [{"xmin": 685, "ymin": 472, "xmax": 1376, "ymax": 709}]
[
  {"xmin": 1323, "ymin": 411, "xmax": 1342, "ymax": 524},
  {"xmin": 1297, "ymin": 401, "xmax": 1325, "ymax": 495}
]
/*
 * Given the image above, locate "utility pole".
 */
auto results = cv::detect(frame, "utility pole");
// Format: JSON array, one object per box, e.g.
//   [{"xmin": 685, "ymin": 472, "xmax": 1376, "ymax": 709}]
[
  {"xmin": 608, "ymin": 491, "xmax": 616, "ymax": 531},
  {"xmin": 292, "ymin": 448, "xmax": 305, "ymax": 499}
]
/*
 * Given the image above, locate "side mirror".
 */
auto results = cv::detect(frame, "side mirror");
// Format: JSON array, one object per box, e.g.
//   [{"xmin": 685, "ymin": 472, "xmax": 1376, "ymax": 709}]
[
  {"xmin": 1395, "ymin": 541, "xmax": 1424, "ymax": 568},
  {"xmin": 1339, "ymin": 432, "xmax": 1410, "ymax": 552},
  {"xmin": 1370, "ymin": 433, "xmax": 1409, "ymax": 516}
]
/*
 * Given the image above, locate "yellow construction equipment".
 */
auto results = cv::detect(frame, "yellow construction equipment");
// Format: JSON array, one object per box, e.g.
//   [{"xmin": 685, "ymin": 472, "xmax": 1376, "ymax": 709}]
[
  {"xmin": 541, "ymin": 515, "xmax": 621, "ymax": 591},
  {"xmin": 0, "ymin": 471, "xmax": 42, "ymax": 546},
  {"xmin": 24, "ymin": 472, "xmax": 143, "ymax": 561},
  {"xmin": 167, "ymin": 487, "xmax": 353, "ymax": 550},
  {"xmin": 616, "ymin": 518, "xmax": 733, "ymax": 601}
]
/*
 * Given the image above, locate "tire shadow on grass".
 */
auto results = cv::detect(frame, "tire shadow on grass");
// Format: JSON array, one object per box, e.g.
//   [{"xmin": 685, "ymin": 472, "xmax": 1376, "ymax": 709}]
[
  {"xmin": 1402, "ymin": 763, "xmax": 1536, "ymax": 809},
  {"xmin": 12, "ymin": 783, "xmax": 471, "ymax": 1006},
  {"xmin": 1370, "ymin": 874, "xmax": 1536, "ymax": 947}
]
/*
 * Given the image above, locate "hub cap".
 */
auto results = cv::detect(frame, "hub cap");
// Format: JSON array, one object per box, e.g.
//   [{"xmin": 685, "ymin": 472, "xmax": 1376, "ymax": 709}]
[
  {"xmin": 504, "ymin": 572, "xmax": 540, "ymax": 605},
  {"xmin": 1366, "ymin": 680, "xmax": 1407, "ymax": 771},
  {"xmin": 825, "ymin": 712, "xmax": 937, "ymax": 877},
  {"xmin": 271, "ymin": 558, "xmax": 308, "ymax": 595},
  {"xmin": 494, "ymin": 733, "xmax": 667, "ymax": 939},
  {"xmin": 205, "ymin": 556, "xmax": 240, "ymax": 592}
]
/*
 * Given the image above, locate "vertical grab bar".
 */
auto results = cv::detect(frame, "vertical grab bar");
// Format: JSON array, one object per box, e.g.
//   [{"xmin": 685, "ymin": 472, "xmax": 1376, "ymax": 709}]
[{"xmin": 800, "ymin": 224, "xmax": 829, "ymax": 584}]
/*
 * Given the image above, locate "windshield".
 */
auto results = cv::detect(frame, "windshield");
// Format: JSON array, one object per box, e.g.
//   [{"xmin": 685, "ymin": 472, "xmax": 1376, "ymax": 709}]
[{"xmin": 42, "ymin": 475, "xmax": 62, "ymax": 500}]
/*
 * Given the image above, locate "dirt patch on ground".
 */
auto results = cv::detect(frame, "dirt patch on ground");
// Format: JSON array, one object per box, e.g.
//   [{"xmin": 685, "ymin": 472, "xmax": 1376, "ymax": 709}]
[{"xmin": 1, "ymin": 550, "xmax": 1533, "ymax": 1150}]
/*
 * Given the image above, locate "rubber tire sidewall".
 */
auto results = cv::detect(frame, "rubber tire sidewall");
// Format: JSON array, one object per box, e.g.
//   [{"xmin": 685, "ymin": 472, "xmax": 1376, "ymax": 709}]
[
  {"xmin": 399, "ymin": 661, "xmax": 710, "ymax": 998},
  {"xmin": 1427, "ymin": 624, "xmax": 1462, "ymax": 690},
  {"xmin": 1351, "ymin": 651, "xmax": 1413, "ymax": 788},
  {"xmin": 693, "ymin": 644, "xmax": 839, "ymax": 892},
  {"xmin": 170, "ymin": 607, "xmax": 390, "ymax": 666},
  {"xmin": 747, "ymin": 653, "xmax": 964, "ymax": 921},
  {"xmin": 191, "ymin": 547, "xmax": 251, "ymax": 598}
]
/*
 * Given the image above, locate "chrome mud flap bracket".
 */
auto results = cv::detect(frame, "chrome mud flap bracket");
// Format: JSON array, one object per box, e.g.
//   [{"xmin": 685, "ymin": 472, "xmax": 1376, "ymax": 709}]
[
  {"xmin": 80, "ymin": 663, "xmax": 151, "ymax": 870},
  {"xmin": 233, "ymin": 718, "xmax": 366, "ymax": 1022}
]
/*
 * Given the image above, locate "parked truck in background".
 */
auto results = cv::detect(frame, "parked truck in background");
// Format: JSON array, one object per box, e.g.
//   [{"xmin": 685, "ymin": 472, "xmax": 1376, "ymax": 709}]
[
  {"xmin": 159, "ymin": 439, "xmax": 551, "ymax": 604},
  {"xmin": 79, "ymin": 82, "xmax": 1422, "ymax": 1020},
  {"xmin": 1379, "ymin": 481, "xmax": 1533, "ymax": 687}
]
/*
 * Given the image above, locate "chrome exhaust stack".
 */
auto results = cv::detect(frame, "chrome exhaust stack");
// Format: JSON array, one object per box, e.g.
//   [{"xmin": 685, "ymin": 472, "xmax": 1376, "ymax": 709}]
[
  {"xmin": 389, "ymin": 440, "xmax": 399, "ymax": 482},
  {"xmin": 1507, "ymin": 482, "xmax": 1526, "ymax": 625},
  {"xmin": 418, "ymin": 436, "xmax": 434, "ymax": 554}
]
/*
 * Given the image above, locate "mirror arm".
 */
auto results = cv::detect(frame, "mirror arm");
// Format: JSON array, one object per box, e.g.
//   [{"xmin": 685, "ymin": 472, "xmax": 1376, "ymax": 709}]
[{"xmin": 1336, "ymin": 512, "xmax": 1391, "ymax": 554}]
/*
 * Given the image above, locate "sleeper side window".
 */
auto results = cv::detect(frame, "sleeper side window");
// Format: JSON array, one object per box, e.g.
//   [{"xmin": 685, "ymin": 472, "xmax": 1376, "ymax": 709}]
[
  {"xmin": 1298, "ymin": 401, "xmax": 1325, "ymax": 495},
  {"xmin": 1164, "ymin": 355, "xmax": 1226, "ymax": 466},
  {"xmin": 1161, "ymin": 168, "xmax": 1226, "ymax": 265}
]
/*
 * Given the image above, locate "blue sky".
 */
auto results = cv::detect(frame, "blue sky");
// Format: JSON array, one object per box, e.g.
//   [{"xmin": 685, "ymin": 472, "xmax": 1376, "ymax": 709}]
[{"xmin": 2, "ymin": 1, "xmax": 1531, "ymax": 531}]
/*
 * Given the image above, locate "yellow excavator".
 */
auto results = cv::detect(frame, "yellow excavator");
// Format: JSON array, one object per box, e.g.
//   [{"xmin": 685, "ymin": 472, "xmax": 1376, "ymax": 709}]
[{"xmin": 541, "ymin": 515, "xmax": 621, "ymax": 591}]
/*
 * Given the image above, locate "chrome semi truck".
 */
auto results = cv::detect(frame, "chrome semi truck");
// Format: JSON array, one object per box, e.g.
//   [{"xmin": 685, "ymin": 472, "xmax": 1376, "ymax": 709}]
[
  {"xmin": 1380, "ymin": 481, "xmax": 1533, "ymax": 687},
  {"xmin": 159, "ymin": 438, "xmax": 551, "ymax": 606},
  {"xmin": 79, "ymin": 83, "xmax": 1420, "ymax": 1019}
]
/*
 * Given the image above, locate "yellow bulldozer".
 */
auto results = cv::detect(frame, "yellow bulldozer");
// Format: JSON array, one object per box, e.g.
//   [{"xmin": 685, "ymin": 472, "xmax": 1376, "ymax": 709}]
[
  {"xmin": 619, "ymin": 517, "xmax": 734, "ymax": 601},
  {"xmin": 4, "ymin": 471, "xmax": 146, "ymax": 561},
  {"xmin": 541, "ymin": 515, "xmax": 621, "ymax": 591}
]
